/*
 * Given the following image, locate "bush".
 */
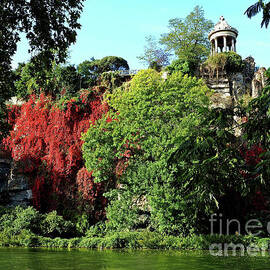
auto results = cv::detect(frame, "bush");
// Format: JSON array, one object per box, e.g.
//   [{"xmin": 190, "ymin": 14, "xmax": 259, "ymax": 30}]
[
  {"xmin": 203, "ymin": 51, "xmax": 244, "ymax": 75},
  {"xmin": 40, "ymin": 211, "xmax": 75, "ymax": 238},
  {"xmin": 0, "ymin": 207, "xmax": 77, "ymax": 244},
  {"xmin": 165, "ymin": 59, "xmax": 191, "ymax": 75},
  {"xmin": 0, "ymin": 206, "xmax": 41, "ymax": 235},
  {"xmin": 75, "ymin": 214, "xmax": 91, "ymax": 235},
  {"xmin": 225, "ymin": 51, "xmax": 245, "ymax": 74},
  {"xmin": 0, "ymin": 211, "xmax": 268, "ymax": 251}
]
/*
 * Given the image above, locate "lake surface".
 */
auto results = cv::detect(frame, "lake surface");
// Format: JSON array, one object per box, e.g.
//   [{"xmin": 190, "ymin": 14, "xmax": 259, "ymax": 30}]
[{"xmin": 0, "ymin": 248, "xmax": 270, "ymax": 270}]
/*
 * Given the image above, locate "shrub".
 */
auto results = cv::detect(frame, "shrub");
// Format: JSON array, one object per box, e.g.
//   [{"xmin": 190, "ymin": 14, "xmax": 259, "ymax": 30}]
[
  {"xmin": 165, "ymin": 59, "xmax": 191, "ymax": 75},
  {"xmin": 40, "ymin": 211, "xmax": 75, "ymax": 238},
  {"xmin": 203, "ymin": 51, "xmax": 244, "ymax": 76},
  {"xmin": 0, "ymin": 206, "xmax": 41, "ymax": 235},
  {"xmin": 84, "ymin": 70, "xmax": 237, "ymax": 235}
]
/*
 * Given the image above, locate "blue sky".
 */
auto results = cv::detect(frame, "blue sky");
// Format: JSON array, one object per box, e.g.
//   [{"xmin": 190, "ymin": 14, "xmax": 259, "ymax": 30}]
[{"xmin": 12, "ymin": 0, "xmax": 270, "ymax": 69}]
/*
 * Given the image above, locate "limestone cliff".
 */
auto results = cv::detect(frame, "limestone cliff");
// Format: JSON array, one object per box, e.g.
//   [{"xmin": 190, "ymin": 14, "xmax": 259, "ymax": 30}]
[
  {"xmin": 200, "ymin": 56, "xmax": 266, "ymax": 108},
  {"xmin": 0, "ymin": 148, "xmax": 32, "ymax": 206}
]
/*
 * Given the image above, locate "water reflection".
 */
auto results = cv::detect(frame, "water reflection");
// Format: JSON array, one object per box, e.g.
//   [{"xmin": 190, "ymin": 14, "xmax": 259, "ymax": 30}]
[{"xmin": 0, "ymin": 248, "xmax": 269, "ymax": 270}]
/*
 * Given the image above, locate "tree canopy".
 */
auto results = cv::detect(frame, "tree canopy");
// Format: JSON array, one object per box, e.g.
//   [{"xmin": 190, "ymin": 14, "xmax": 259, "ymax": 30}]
[
  {"xmin": 14, "ymin": 60, "xmax": 81, "ymax": 99},
  {"xmin": 78, "ymin": 56, "xmax": 129, "ymax": 88},
  {"xmin": 160, "ymin": 6, "xmax": 213, "ymax": 70},
  {"xmin": 0, "ymin": 0, "xmax": 85, "ymax": 137},
  {"xmin": 1, "ymin": 0, "xmax": 85, "ymax": 66},
  {"xmin": 137, "ymin": 35, "xmax": 171, "ymax": 70}
]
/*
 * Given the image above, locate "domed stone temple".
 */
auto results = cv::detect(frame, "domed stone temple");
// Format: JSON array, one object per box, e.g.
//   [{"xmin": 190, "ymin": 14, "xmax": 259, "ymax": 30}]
[
  {"xmin": 199, "ymin": 16, "xmax": 266, "ymax": 111},
  {"xmin": 209, "ymin": 16, "xmax": 238, "ymax": 55}
]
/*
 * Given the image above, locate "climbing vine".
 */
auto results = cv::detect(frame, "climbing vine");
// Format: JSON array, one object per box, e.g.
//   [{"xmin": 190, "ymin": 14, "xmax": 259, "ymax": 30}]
[{"xmin": 3, "ymin": 89, "xmax": 108, "ymax": 219}]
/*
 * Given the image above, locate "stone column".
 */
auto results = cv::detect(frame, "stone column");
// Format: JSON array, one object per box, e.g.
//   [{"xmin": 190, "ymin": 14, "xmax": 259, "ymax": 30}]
[
  {"xmin": 232, "ymin": 38, "xmax": 235, "ymax": 52},
  {"xmin": 223, "ymin": 36, "xmax": 227, "ymax": 52},
  {"xmin": 215, "ymin": 38, "xmax": 218, "ymax": 54}
]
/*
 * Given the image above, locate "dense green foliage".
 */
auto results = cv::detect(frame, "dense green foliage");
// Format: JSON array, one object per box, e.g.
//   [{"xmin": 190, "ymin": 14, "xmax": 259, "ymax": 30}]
[
  {"xmin": 203, "ymin": 52, "xmax": 244, "ymax": 76},
  {"xmin": 0, "ymin": 206, "xmax": 268, "ymax": 250},
  {"xmin": 82, "ymin": 69, "xmax": 259, "ymax": 235},
  {"xmin": 78, "ymin": 56, "xmax": 129, "ymax": 88},
  {"xmin": 165, "ymin": 59, "xmax": 192, "ymax": 75},
  {"xmin": 160, "ymin": 6, "xmax": 213, "ymax": 71},
  {"xmin": 14, "ymin": 61, "xmax": 81, "ymax": 99},
  {"xmin": 13, "ymin": 55, "xmax": 129, "ymax": 100},
  {"xmin": 0, "ymin": 207, "xmax": 75, "ymax": 242},
  {"xmin": 243, "ymin": 78, "xmax": 270, "ymax": 185}
]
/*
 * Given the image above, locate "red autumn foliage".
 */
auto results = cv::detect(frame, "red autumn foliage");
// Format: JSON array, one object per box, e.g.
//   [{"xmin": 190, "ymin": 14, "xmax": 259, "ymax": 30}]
[
  {"xmin": 76, "ymin": 167, "xmax": 107, "ymax": 220},
  {"xmin": 240, "ymin": 144, "xmax": 268, "ymax": 212},
  {"xmin": 3, "ymin": 90, "xmax": 108, "ymax": 215},
  {"xmin": 76, "ymin": 167, "xmax": 107, "ymax": 205},
  {"xmin": 241, "ymin": 145, "xmax": 265, "ymax": 167},
  {"xmin": 6, "ymin": 104, "xmax": 21, "ymax": 129},
  {"xmin": 239, "ymin": 144, "xmax": 265, "ymax": 179}
]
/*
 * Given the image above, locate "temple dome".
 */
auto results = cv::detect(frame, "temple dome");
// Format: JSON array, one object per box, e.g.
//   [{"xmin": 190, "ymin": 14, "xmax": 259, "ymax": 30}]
[
  {"xmin": 209, "ymin": 16, "xmax": 238, "ymax": 40},
  {"xmin": 208, "ymin": 16, "xmax": 238, "ymax": 55}
]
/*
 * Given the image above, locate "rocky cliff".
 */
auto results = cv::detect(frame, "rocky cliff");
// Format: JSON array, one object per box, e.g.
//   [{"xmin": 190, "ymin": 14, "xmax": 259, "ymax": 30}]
[
  {"xmin": 200, "ymin": 56, "xmax": 266, "ymax": 108},
  {"xmin": 0, "ymin": 148, "xmax": 32, "ymax": 206}
]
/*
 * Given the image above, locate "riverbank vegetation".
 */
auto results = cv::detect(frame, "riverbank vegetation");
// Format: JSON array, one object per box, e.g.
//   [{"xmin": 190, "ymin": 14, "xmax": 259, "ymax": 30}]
[{"xmin": 1, "ymin": 206, "xmax": 270, "ymax": 250}]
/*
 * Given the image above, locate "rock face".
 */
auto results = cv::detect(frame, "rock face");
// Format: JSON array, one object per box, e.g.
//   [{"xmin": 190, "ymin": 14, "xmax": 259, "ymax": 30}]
[
  {"xmin": 0, "ymin": 150, "xmax": 32, "ymax": 206},
  {"xmin": 252, "ymin": 67, "xmax": 267, "ymax": 98},
  {"xmin": 200, "ymin": 56, "xmax": 266, "ymax": 108},
  {"xmin": 0, "ymin": 157, "xmax": 11, "ymax": 204},
  {"xmin": 243, "ymin": 56, "xmax": 255, "ymax": 86}
]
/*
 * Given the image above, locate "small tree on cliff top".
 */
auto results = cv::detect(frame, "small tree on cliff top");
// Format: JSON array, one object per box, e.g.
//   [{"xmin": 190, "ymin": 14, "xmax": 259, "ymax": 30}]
[{"xmin": 160, "ymin": 6, "xmax": 213, "ymax": 71}]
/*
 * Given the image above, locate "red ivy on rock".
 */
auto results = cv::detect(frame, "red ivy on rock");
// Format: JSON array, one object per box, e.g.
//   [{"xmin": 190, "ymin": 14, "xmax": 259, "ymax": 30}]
[
  {"xmin": 76, "ymin": 167, "xmax": 107, "ymax": 221},
  {"xmin": 3, "ymin": 91, "xmax": 108, "ymax": 215}
]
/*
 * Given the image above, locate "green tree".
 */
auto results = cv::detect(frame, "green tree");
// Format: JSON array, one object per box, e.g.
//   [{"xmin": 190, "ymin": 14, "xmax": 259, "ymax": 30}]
[
  {"xmin": 137, "ymin": 35, "xmax": 171, "ymax": 70},
  {"xmin": 14, "ymin": 60, "xmax": 81, "ymax": 99},
  {"xmin": 245, "ymin": 1, "xmax": 270, "ymax": 28},
  {"xmin": 78, "ymin": 56, "xmax": 129, "ymax": 88},
  {"xmin": 1, "ymin": 0, "xmax": 84, "ymax": 67},
  {"xmin": 82, "ymin": 70, "xmax": 248, "ymax": 234},
  {"xmin": 160, "ymin": 6, "xmax": 213, "ymax": 72},
  {"xmin": 77, "ymin": 57, "xmax": 99, "ymax": 88},
  {"xmin": 0, "ymin": 0, "xmax": 85, "ymax": 137},
  {"xmin": 98, "ymin": 56, "xmax": 129, "ymax": 73},
  {"xmin": 165, "ymin": 59, "xmax": 191, "ymax": 75}
]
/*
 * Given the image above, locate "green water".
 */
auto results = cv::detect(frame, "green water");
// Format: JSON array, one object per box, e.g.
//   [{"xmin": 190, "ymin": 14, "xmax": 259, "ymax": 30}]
[{"xmin": 0, "ymin": 248, "xmax": 270, "ymax": 270}]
